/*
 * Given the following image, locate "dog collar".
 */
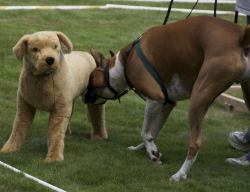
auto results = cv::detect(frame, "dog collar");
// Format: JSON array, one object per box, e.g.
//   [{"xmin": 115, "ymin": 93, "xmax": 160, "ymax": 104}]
[
  {"xmin": 59, "ymin": 50, "xmax": 62, "ymax": 64},
  {"xmin": 43, "ymin": 50, "xmax": 62, "ymax": 77}
]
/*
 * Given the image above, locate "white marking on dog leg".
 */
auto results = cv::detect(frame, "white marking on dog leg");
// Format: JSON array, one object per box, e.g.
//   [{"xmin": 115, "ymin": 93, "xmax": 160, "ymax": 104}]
[
  {"xmin": 170, "ymin": 154, "xmax": 198, "ymax": 182},
  {"xmin": 151, "ymin": 103, "xmax": 175, "ymax": 140},
  {"xmin": 0, "ymin": 160, "xmax": 66, "ymax": 192},
  {"xmin": 128, "ymin": 142, "xmax": 145, "ymax": 151},
  {"xmin": 128, "ymin": 101, "xmax": 174, "ymax": 152},
  {"xmin": 141, "ymin": 99, "xmax": 166, "ymax": 163}
]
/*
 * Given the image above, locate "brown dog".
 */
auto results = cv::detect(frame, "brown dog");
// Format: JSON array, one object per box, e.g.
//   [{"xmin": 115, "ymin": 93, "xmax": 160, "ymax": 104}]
[
  {"xmin": 1, "ymin": 31, "xmax": 107, "ymax": 162},
  {"xmin": 83, "ymin": 16, "xmax": 250, "ymax": 181}
]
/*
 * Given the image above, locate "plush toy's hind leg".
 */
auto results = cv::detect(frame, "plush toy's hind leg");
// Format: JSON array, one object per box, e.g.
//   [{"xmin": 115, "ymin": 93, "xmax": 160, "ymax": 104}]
[{"xmin": 87, "ymin": 104, "xmax": 107, "ymax": 140}]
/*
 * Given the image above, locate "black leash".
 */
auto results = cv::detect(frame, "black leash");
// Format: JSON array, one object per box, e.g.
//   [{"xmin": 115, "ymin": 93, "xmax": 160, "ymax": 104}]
[
  {"xmin": 186, "ymin": 0, "xmax": 199, "ymax": 19},
  {"xmin": 163, "ymin": 0, "xmax": 218, "ymax": 25},
  {"xmin": 163, "ymin": 0, "xmax": 174, "ymax": 25},
  {"xmin": 234, "ymin": 11, "xmax": 238, "ymax": 23},
  {"xmin": 214, "ymin": 0, "xmax": 217, "ymax": 17}
]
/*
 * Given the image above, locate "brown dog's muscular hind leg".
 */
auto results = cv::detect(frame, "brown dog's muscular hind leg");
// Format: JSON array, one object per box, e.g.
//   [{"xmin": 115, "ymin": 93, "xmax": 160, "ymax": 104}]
[
  {"xmin": 171, "ymin": 58, "xmax": 240, "ymax": 181},
  {"xmin": 1, "ymin": 93, "xmax": 36, "ymax": 153}
]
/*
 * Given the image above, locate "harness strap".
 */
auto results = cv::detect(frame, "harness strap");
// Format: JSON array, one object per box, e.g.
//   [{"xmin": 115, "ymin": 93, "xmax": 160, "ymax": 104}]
[
  {"xmin": 135, "ymin": 40, "xmax": 174, "ymax": 104},
  {"xmin": 123, "ymin": 38, "xmax": 174, "ymax": 104},
  {"xmin": 123, "ymin": 38, "xmax": 145, "ymax": 100},
  {"xmin": 123, "ymin": 38, "xmax": 140, "ymax": 89}
]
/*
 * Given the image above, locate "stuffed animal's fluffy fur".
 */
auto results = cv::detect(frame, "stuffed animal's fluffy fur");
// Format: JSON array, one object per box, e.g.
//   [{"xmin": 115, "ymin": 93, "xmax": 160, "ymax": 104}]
[{"xmin": 1, "ymin": 31, "xmax": 107, "ymax": 162}]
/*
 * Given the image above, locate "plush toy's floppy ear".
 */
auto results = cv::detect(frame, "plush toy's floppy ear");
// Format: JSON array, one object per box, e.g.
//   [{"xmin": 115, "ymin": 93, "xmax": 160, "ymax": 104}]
[
  {"xmin": 13, "ymin": 34, "xmax": 30, "ymax": 60},
  {"xmin": 56, "ymin": 32, "xmax": 73, "ymax": 53}
]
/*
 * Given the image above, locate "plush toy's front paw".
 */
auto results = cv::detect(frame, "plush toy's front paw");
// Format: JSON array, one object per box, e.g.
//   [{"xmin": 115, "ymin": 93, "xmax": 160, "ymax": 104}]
[
  {"xmin": 170, "ymin": 171, "xmax": 187, "ymax": 182},
  {"xmin": 44, "ymin": 154, "xmax": 63, "ymax": 163},
  {"xmin": 91, "ymin": 133, "xmax": 108, "ymax": 141},
  {"xmin": 1, "ymin": 144, "xmax": 20, "ymax": 153}
]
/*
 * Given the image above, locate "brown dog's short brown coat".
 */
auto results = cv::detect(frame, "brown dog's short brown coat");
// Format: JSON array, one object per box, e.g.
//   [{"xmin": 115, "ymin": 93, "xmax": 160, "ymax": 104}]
[
  {"xmin": 1, "ymin": 31, "xmax": 107, "ymax": 162},
  {"xmin": 84, "ymin": 16, "xmax": 250, "ymax": 180}
]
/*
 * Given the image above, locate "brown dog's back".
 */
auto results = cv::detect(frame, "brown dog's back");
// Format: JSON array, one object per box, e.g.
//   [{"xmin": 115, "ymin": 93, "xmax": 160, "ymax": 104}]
[
  {"xmin": 143, "ymin": 16, "xmax": 243, "ymax": 80},
  {"xmin": 125, "ymin": 16, "xmax": 247, "ymax": 100}
]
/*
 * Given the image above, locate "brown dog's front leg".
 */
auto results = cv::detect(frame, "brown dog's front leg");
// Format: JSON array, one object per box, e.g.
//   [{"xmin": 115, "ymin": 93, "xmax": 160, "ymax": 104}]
[
  {"xmin": 45, "ymin": 115, "xmax": 69, "ymax": 162},
  {"xmin": 1, "ymin": 92, "xmax": 36, "ymax": 153},
  {"xmin": 87, "ymin": 104, "xmax": 107, "ymax": 140}
]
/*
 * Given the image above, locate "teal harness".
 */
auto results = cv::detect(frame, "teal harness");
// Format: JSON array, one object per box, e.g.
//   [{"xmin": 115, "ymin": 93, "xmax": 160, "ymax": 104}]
[{"xmin": 123, "ymin": 38, "xmax": 174, "ymax": 104}]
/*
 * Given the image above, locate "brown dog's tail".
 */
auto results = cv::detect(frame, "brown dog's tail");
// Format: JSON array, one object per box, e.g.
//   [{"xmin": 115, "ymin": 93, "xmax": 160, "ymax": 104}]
[{"xmin": 240, "ymin": 25, "xmax": 250, "ymax": 48}]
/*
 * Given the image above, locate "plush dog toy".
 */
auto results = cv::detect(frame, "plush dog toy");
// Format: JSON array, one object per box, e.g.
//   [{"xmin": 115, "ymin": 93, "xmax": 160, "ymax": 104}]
[{"xmin": 1, "ymin": 31, "xmax": 107, "ymax": 162}]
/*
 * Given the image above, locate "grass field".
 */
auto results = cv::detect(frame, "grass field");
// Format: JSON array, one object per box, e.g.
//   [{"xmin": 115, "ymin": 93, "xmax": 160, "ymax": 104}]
[{"xmin": 0, "ymin": 0, "xmax": 250, "ymax": 191}]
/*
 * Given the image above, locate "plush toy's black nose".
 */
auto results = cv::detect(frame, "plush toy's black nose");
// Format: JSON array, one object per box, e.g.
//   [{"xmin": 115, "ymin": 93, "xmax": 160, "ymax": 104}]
[{"xmin": 46, "ymin": 57, "xmax": 54, "ymax": 65}]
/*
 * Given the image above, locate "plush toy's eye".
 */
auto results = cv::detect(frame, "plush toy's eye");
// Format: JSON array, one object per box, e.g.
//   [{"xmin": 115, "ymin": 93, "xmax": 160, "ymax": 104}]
[
  {"xmin": 54, "ymin": 45, "xmax": 57, "ymax": 49},
  {"xmin": 33, "ymin": 48, "xmax": 38, "ymax": 52}
]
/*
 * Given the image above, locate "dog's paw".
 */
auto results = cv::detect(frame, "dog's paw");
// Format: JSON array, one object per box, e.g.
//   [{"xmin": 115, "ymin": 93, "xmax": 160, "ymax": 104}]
[
  {"xmin": 145, "ymin": 140, "xmax": 162, "ymax": 164},
  {"xmin": 170, "ymin": 171, "xmax": 187, "ymax": 182},
  {"xmin": 44, "ymin": 155, "xmax": 63, "ymax": 163},
  {"xmin": 91, "ymin": 134, "xmax": 108, "ymax": 141},
  {"xmin": 1, "ymin": 145, "xmax": 19, "ymax": 153},
  {"xmin": 149, "ymin": 150, "xmax": 163, "ymax": 164}
]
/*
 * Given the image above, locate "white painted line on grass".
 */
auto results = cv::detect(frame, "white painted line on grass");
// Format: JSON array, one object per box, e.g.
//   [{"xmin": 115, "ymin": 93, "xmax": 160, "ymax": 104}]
[
  {"xmin": 105, "ymin": 4, "xmax": 242, "ymax": 15},
  {"xmin": 110, "ymin": 0, "xmax": 236, "ymax": 4},
  {"xmin": 0, "ymin": 4, "xmax": 242, "ymax": 16},
  {"xmin": 0, "ymin": 160, "xmax": 66, "ymax": 192},
  {"xmin": 0, "ymin": 5, "xmax": 107, "ymax": 10}
]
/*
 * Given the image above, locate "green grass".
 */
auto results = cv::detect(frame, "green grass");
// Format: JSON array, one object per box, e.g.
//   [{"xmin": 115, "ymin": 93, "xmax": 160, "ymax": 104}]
[{"xmin": 0, "ymin": 1, "xmax": 250, "ymax": 192}]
